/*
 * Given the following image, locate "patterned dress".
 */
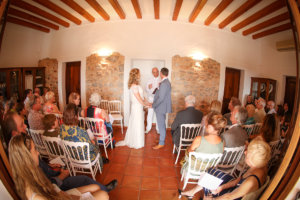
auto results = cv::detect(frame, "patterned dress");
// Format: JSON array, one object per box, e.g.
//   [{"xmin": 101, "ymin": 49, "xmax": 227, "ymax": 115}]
[{"xmin": 60, "ymin": 124, "xmax": 101, "ymax": 164}]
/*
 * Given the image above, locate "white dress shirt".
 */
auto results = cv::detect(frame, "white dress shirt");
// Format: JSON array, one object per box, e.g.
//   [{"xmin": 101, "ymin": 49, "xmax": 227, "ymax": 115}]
[{"xmin": 146, "ymin": 76, "xmax": 161, "ymax": 103}]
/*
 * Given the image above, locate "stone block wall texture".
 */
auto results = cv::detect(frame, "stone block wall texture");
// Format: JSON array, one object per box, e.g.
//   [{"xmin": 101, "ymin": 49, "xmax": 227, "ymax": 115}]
[
  {"xmin": 86, "ymin": 53, "xmax": 124, "ymax": 113},
  {"xmin": 169, "ymin": 55, "xmax": 220, "ymax": 126},
  {"xmin": 38, "ymin": 58, "xmax": 59, "ymax": 102}
]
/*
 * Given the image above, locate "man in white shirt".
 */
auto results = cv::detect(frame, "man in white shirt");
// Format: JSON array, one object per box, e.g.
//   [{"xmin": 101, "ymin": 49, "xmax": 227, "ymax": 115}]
[
  {"xmin": 267, "ymin": 100, "xmax": 277, "ymax": 114},
  {"xmin": 145, "ymin": 67, "xmax": 160, "ymax": 133}
]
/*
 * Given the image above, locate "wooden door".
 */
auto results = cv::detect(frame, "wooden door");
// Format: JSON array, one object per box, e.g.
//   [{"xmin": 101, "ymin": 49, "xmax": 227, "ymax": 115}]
[
  {"xmin": 284, "ymin": 76, "xmax": 296, "ymax": 110},
  {"xmin": 222, "ymin": 67, "xmax": 241, "ymax": 114},
  {"xmin": 66, "ymin": 61, "xmax": 81, "ymax": 104}
]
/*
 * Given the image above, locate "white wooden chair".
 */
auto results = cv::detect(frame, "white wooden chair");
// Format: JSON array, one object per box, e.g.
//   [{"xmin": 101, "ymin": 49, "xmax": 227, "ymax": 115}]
[
  {"xmin": 61, "ymin": 140, "xmax": 101, "ymax": 180},
  {"xmin": 217, "ymin": 146, "xmax": 245, "ymax": 175},
  {"xmin": 78, "ymin": 117, "xmax": 85, "ymax": 129},
  {"xmin": 84, "ymin": 117, "xmax": 113, "ymax": 158},
  {"xmin": 54, "ymin": 113, "xmax": 63, "ymax": 126},
  {"xmin": 172, "ymin": 124, "xmax": 203, "ymax": 164},
  {"xmin": 108, "ymin": 100, "xmax": 123, "ymax": 134},
  {"xmin": 253, "ymin": 123, "xmax": 262, "ymax": 135},
  {"xmin": 28, "ymin": 129, "xmax": 48, "ymax": 159},
  {"xmin": 268, "ymin": 139, "xmax": 281, "ymax": 169},
  {"xmin": 100, "ymin": 100, "xmax": 110, "ymax": 114},
  {"xmin": 181, "ymin": 152, "xmax": 223, "ymax": 190},
  {"xmin": 42, "ymin": 136, "xmax": 72, "ymax": 175},
  {"xmin": 242, "ymin": 123, "xmax": 262, "ymax": 137}
]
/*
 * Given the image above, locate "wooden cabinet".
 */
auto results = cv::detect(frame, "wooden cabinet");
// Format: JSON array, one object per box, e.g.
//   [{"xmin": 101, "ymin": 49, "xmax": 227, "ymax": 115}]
[
  {"xmin": 0, "ymin": 67, "xmax": 45, "ymax": 101},
  {"xmin": 250, "ymin": 77, "xmax": 276, "ymax": 102}
]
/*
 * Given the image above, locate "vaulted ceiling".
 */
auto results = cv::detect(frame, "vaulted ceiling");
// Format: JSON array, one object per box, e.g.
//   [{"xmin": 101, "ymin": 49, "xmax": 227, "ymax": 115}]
[{"xmin": 2, "ymin": 0, "xmax": 292, "ymax": 40}]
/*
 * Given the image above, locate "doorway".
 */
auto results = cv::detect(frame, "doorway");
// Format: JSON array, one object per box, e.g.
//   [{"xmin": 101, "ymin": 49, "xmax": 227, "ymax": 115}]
[
  {"xmin": 65, "ymin": 61, "xmax": 81, "ymax": 104},
  {"xmin": 222, "ymin": 67, "xmax": 241, "ymax": 114},
  {"xmin": 284, "ymin": 76, "xmax": 296, "ymax": 110}
]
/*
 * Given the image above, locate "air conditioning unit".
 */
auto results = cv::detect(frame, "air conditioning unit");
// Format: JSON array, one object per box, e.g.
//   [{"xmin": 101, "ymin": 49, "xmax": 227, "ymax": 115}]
[{"xmin": 276, "ymin": 39, "xmax": 299, "ymax": 52}]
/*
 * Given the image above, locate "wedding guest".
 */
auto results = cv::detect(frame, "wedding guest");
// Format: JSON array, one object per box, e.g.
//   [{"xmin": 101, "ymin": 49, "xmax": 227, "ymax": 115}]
[
  {"xmin": 43, "ymin": 91, "xmax": 61, "ymax": 114},
  {"xmin": 43, "ymin": 114, "xmax": 59, "ymax": 137},
  {"xmin": 244, "ymin": 104, "xmax": 256, "ymax": 125},
  {"xmin": 8, "ymin": 134, "xmax": 109, "ymax": 200},
  {"xmin": 60, "ymin": 103, "xmax": 103, "ymax": 166},
  {"xmin": 8, "ymin": 99, "xmax": 17, "ymax": 113},
  {"xmin": 201, "ymin": 100, "xmax": 222, "ymax": 126},
  {"xmin": 245, "ymin": 95, "xmax": 254, "ymax": 106},
  {"xmin": 267, "ymin": 100, "xmax": 276, "ymax": 114},
  {"xmin": 251, "ymin": 114, "xmax": 280, "ymax": 142},
  {"xmin": 34, "ymin": 87, "xmax": 44, "ymax": 105},
  {"xmin": 180, "ymin": 112, "xmax": 226, "ymax": 175},
  {"xmin": 171, "ymin": 95, "xmax": 203, "ymax": 148},
  {"xmin": 28, "ymin": 96, "xmax": 44, "ymax": 130},
  {"xmin": 16, "ymin": 102, "xmax": 29, "ymax": 128},
  {"xmin": 253, "ymin": 97, "xmax": 266, "ymax": 123},
  {"xmin": 69, "ymin": 92, "xmax": 84, "ymax": 117},
  {"xmin": 179, "ymin": 138, "xmax": 271, "ymax": 200},
  {"xmin": 223, "ymin": 97, "xmax": 241, "ymax": 125},
  {"xmin": 42, "ymin": 87, "xmax": 50, "ymax": 103},
  {"xmin": 24, "ymin": 89, "xmax": 33, "ymax": 111},
  {"xmin": 221, "ymin": 106, "xmax": 248, "ymax": 148}
]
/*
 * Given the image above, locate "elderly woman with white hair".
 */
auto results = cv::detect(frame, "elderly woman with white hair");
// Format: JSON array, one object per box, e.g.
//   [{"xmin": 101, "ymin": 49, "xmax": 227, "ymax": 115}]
[
  {"xmin": 43, "ymin": 91, "xmax": 61, "ymax": 114},
  {"xmin": 179, "ymin": 138, "xmax": 271, "ymax": 200},
  {"xmin": 85, "ymin": 93, "xmax": 112, "ymax": 141}
]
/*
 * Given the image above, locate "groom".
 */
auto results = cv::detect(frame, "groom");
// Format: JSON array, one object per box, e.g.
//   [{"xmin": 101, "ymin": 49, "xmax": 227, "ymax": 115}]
[{"xmin": 152, "ymin": 67, "xmax": 172, "ymax": 150}]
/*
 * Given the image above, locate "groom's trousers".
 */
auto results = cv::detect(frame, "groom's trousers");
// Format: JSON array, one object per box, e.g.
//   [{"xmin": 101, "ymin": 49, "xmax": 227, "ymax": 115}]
[{"xmin": 156, "ymin": 112, "xmax": 166, "ymax": 145}]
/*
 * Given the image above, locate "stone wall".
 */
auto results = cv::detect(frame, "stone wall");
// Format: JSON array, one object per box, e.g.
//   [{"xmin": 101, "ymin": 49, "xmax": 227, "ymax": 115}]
[
  {"xmin": 38, "ymin": 58, "xmax": 58, "ymax": 102},
  {"xmin": 169, "ymin": 55, "xmax": 220, "ymax": 126},
  {"xmin": 86, "ymin": 52, "xmax": 124, "ymax": 112}
]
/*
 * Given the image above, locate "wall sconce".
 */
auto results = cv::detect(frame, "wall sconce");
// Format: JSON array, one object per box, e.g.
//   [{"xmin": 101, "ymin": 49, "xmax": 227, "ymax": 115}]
[{"xmin": 95, "ymin": 48, "xmax": 112, "ymax": 69}]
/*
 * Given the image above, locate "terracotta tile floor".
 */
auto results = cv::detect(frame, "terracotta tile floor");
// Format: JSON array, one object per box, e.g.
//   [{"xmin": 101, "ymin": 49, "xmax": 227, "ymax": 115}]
[{"xmin": 95, "ymin": 126, "xmax": 202, "ymax": 200}]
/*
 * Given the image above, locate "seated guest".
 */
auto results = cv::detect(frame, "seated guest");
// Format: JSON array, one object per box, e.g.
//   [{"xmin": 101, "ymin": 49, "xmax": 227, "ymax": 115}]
[
  {"xmin": 34, "ymin": 87, "xmax": 44, "ymax": 105},
  {"xmin": 201, "ymin": 100, "xmax": 221, "ymax": 126},
  {"xmin": 244, "ymin": 104, "xmax": 256, "ymax": 125},
  {"xmin": 180, "ymin": 112, "xmax": 226, "ymax": 175},
  {"xmin": 28, "ymin": 96, "xmax": 44, "ymax": 130},
  {"xmin": 86, "ymin": 93, "xmax": 112, "ymax": 135},
  {"xmin": 267, "ymin": 100, "xmax": 276, "ymax": 114},
  {"xmin": 43, "ymin": 114, "xmax": 59, "ymax": 137},
  {"xmin": 60, "ymin": 103, "xmax": 103, "ymax": 166},
  {"xmin": 69, "ymin": 92, "xmax": 84, "ymax": 117},
  {"xmin": 253, "ymin": 97, "xmax": 266, "ymax": 123},
  {"xmin": 251, "ymin": 114, "xmax": 279, "ymax": 142},
  {"xmin": 43, "ymin": 91, "xmax": 61, "ymax": 114},
  {"xmin": 245, "ymin": 94, "xmax": 254, "ymax": 106},
  {"xmin": 223, "ymin": 97, "xmax": 241, "ymax": 125},
  {"xmin": 24, "ymin": 89, "xmax": 33, "ymax": 111},
  {"xmin": 179, "ymin": 138, "xmax": 271, "ymax": 200},
  {"xmin": 171, "ymin": 95, "xmax": 203, "ymax": 147},
  {"xmin": 8, "ymin": 99, "xmax": 17, "ymax": 113},
  {"xmin": 8, "ymin": 134, "xmax": 109, "ymax": 200},
  {"xmin": 221, "ymin": 106, "xmax": 248, "ymax": 148},
  {"xmin": 16, "ymin": 102, "xmax": 29, "ymax": 128},
  {"xmin": 42, "ymin": 86, "xmax": 50, "ymax": 103}
]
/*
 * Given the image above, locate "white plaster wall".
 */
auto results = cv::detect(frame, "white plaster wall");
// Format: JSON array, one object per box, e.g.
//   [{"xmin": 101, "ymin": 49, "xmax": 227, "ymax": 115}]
[{"xmin": 0, "ymin": 20, "xmax": 296, "ymax": 125}]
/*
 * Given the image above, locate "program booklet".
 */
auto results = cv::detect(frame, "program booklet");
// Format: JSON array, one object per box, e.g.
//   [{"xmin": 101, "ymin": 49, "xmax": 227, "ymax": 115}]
[{"xmin": 198, "ymin": 173, "xmax": 223, "ymax": 191}]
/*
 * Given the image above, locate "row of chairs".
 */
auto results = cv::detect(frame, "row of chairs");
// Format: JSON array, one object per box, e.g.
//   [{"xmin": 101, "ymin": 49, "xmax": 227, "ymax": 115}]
[
  {"xmin": 100, "ymin": 100, "xmax": 124, "ymax": 134},
  {"xmin": 29, "ymin": 129, "xmax": 102, "ymax": 180}
]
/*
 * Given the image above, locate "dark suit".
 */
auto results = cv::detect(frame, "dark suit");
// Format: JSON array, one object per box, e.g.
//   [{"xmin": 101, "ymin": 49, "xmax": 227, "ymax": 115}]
[{"xmin": 171, "ymin": 106, "xmax": 203, "ymax": 147}]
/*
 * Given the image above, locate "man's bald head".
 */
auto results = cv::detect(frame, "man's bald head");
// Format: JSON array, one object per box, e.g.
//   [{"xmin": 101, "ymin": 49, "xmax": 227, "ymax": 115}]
[{"xmin": 152, "ymin": 67, "xmax": 159, "ymax": 78}]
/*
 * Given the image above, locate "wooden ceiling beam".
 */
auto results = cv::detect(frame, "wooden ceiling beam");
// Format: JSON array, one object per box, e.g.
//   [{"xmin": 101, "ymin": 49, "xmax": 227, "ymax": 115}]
[
  {"xmin": 131, "ymin": 0, "xmax": 142, "ymax": 19},
  {"xmin": 33, "ymin": 0, "xmax": 81, "ymax": 25},
  {"xmin": 252, "ymin": 23, "xmax": 291, "ymax": 39},
  {"xmin": 86, "ymin": 0, "xmax": 109, "ymax": 20},
  {"xmin": 219, "ymin": 0, "xmax": 262, "ymax": 29},
  {"xmin": 108, "ymin": 0, "xmax": 126, "ymax": 19},
  {"xmin": 205, "ymin": 0, "xmax": 233, "ymax": 26},
  {"xmin": 243, "ymin": 12, "xmax": 289, "ymax": 35},
  {"xmin": 7, "ymin": 16, "xmax": 50, "ymax": 33},
  {"xmin": 189, "ymin": 0, "xmax": 208, "ymax": 23},
  {"xmin": 10, "ymin": 0, "xmax": 69, "ymax": 27},
  {"xmin": 153, "ymin": 0, "xmax": 159, "ymax": 19},
  {"xmin": 61, "ymin": 0, "xmax": 95, "ymax": 22},
  {"xmin": 172, "ymin": 0, "xmax": 183, "ymax": 21},
  {"xmin": 231, "ymin": 0, "xmax": 286, "ymax": 32},
  {"xmin": 8, "ymin": 7, "xmax": 59, "ymax": 30},
  {"xmin": 0, "ymin": 0, "xmax": 8, "ymax": 20}
]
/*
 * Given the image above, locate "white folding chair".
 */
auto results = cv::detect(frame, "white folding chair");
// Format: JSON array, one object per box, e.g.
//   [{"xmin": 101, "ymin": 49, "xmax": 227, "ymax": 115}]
[
  {"xmin": 109, "ymin": 100, "xmax": 123, "ymax": 134},
  {"xmin": 100, "ymin": 100, "xmax": 110, "ymax": 114},
  {"xmin": 253, "ymin": 123, "xmax": 262, "ymax": 135},
  {"xmin": 172, "ymin": 124, "xmax": 203, "ymax": 164},
  {"xmin": 217, "ymin": 146, "xmax": 245, "ymax": 175},
  {"xmin": 62, "ymin": 140, "xmax": 101, "ymax": 180},
  {"xmin": 28, "ymin": 129, "xmax": 48, "ymax": 159},
  {"xmin": 242, "ymin": 124, "xmax": 255, "ymax": 136},
  {"xmin": 42, "ymin": 136, "xmax": 73, "ymax": 175},
  {"xmin": 181, "ymin": 152, "xmax": 223, "ymax": 190},
  {"xmin": 84, "ymin": 117, "xmax": 113, "ymax": 158},
  {"xmin": 268, "ymin": 139, "xmax": 281, "ymax": 169},
  {"xmin": 54, "ymin": 113, "xmax": 63, "ymax": 126},
  {"xmin": 78, "ymin": 117, "xmax": 85, "ymax": 129}
]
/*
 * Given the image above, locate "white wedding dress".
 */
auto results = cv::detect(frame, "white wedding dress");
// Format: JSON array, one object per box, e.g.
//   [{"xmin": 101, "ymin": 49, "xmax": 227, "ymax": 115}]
[{"xmin": 116, "ymin": 85, "xmax": 145, "ymax": 149}]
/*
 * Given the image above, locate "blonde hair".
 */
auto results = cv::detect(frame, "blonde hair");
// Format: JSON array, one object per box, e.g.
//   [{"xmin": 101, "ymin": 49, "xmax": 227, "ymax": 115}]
[
  {"xmin": 210, "ymin": 100, "xmax": 222, "ymax": 113},
  {"xmin": 45, "ymin": 91, "xmax": 55, "ymax": 102},
  {"xmin": 207, "ymin": 111, "xmax": 227, "ymax": 132},
  {"xmin": 247, "ymin": 138, "xmax": 271, "ymax": 168},
  {"xmin": 128, "ymin": 68, "xmax": 140, "ymax": 89},
  {"xmin": 68, "ymin": 92, "xmax": 80, "ymax": 104},
  {"xmin": 89, "ymin": 93, "xmax": 101, "ymax": 106},
  {"xmin": 8, "ymin": 134, "xmax": 70, "ymax": 200},
  {"xmin": 246, "ymin": 104, "xmax": 255, "ymax": 117}
]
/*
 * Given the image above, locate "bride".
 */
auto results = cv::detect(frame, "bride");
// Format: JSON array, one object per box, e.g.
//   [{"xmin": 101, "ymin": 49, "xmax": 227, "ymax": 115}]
[{"xmin": 116, "ymin": 68, "xmax": 150, "ymax": 149}]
